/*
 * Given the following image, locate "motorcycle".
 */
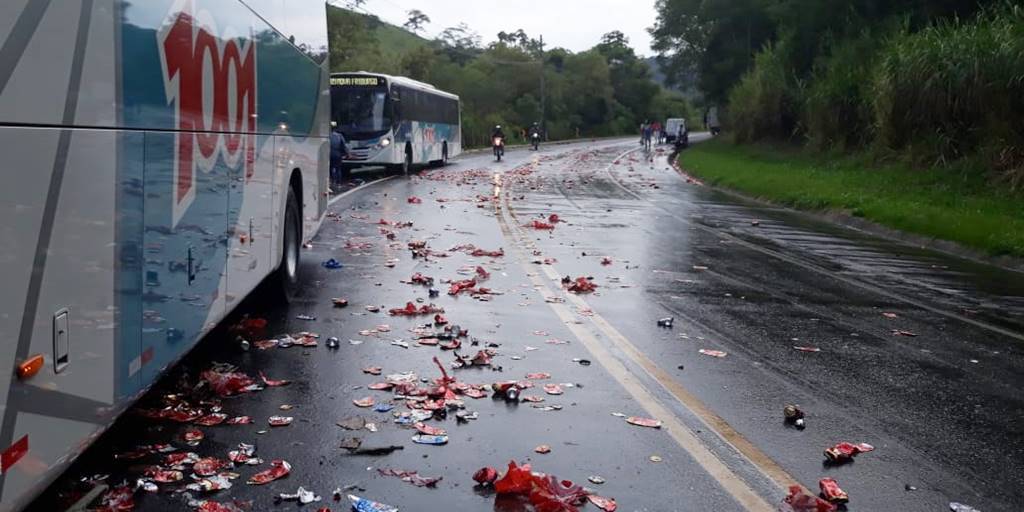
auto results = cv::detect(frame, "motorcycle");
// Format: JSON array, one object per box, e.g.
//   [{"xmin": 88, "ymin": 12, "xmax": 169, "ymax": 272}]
[
  {"xmin": 531, "ymin": 132, "xmax": 540, "ymax": 150},
  {"xmin": 493, "ymin": 136, "xmax": 505, "ymax": 161}
]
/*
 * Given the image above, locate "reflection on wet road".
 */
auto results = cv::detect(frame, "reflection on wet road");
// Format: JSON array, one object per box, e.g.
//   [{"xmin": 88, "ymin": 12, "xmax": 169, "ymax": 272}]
[{"xmin": 34, "ymin": 138, "xmax": 1024, "ymax": 512}]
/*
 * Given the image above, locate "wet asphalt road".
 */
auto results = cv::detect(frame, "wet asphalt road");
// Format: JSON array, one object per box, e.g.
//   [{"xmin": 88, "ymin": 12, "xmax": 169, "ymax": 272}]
[{"xmin": 32, "ymin": 138, "xmax": 1024, "ymax": 512}]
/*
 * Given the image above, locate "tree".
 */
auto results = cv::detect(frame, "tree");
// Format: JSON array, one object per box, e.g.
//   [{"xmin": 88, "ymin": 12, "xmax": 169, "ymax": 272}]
[
  {"xmin": 403, "ymin": 9, "xmax": 430, "ymax": 33},
  {"xmin": 650, "ymin": 0, "xmax": 776, "ymax": 103},
  {"xmin": 438, "ymin": 23, "xmax": 482, "ymax": 65}
]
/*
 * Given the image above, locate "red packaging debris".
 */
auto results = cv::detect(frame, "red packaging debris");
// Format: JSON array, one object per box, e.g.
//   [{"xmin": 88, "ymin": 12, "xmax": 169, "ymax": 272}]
[
  {"xmin": 363, "ymin": 367, "xmax": 382, "ymax": 375},
  {"xmin": 543, "ymin": 384, "xmax": 564, "ymax": 395},
  {"xmin": 194, "ymin": 457, "xmax": 228, "ymax": 477},
  {"xmin": 493, "ymin": 461, "xmax": 588, "ymax": 512},
  {"xmin": 779, "ymin": 485, "xmax": 837, "ymax": 512},
  {"xmin": 526, "ymin": 372, "xmax": 551, "ymax": 380},
  {"xmin": 145, "ymin": 468, "xmax": 184, "ymax": 483},
  {"xmin": 527, "ymin": 220, "xmax": 555, "ymax": 230},
  {"xmin": 268, "ymin": 416, "xmax": 293, "ymax": 427},
  {"xmin": 247, "ymin": 459, "xmax": 291, "ymax": 485},
  {"xmin": 195, "ymin": 501, "xmax": 249, "ymax": 512},
  {"xmin": 407, "ymin": 196, "xmax": 422, "ymax": 204},
  {"xmin": 388, "ymin": 302, "xmax": 444, "ymax": 316},
  {"xmin": 548, "ymin": 214, "xmax": 561, "ymax": 224},
  {"xmin": 473, "ymin": 467, "xmax": 498, "ymax": 485},
  {"xmin": 440, "ymin": 339, "xmax": 462, "ymax": 350},
  {"xmin": 534, "ymin": 444, "xmax": 551, "ymax": 454},
  {"xmin": 433, "ymin": 314, "xmax": 448, "ymax": 325},
  {"xmin": 259, "ymin": 372, "xmax": 290, "ymax": 387},
  {"xmin": 368, "ymin": 382, "xmax": 394, "ymax": 390},
  {"xmin": 414, "ymin": 422, "xmax": 447, "ymax": 436},
  {"xmin": 565, "ymin": 277, "xmax": 597, "ymax": 294},
  {"xmin": 823, "ymin": 442, "xmax": 874, "ymax": 463},
  {"xmin": 183, "ymin": 429, "xmax": 204, "ymax": 444},
  {"xmin": 201, "ymin": 368, "xmax": 259, "ymax": 397},
  {"xmin": 226, "ymin": 416, "xmax": 253, "ymax": 425},
  {"xmin": 353, "ymin": 397, "xmax": 375, "ymax": 408},
  {"xmin": 475, "ymin": 266, "xmax": 491, "ymax": 280},
  {"xmin": 588, "ymin": 495, "xmax": 618, "ymax": 512},
  {"xmin": 165, "ymin": 452, "xmax": 198, "ymax": 466},
  {"xmin": 626, "ymin": 416, "xmax": 662, "ymax": 428},
  {"xmin": 470, "ymin": 247, "xmax": 504, "ymax": 257},
  {"xmin": 194, "ymin": 413, "xmax": 228, "ymax": 426},
  {"xmin": 377, "ymin": 468, "xmax": 442, "ymax": 487},
  {"xmin": 448, "ymin": 279, "xmax": 477, "ymax": 295},
  {"xmin": 410, "ymin": 273, "xmax": 434, "ymax": 285},
  {"xmin": 332, "ymin": 298, "xmax": 349, "ymax": 308},
  {"xmin": 600, "ymin": 257, "xmax": 613, "ymax": 266},
  {"xmin": 818, "ymin": 478, "xmax": 849, "ymax": 504},
  {"xmin": 230, "ymin": 317, "xmax": 267, "ymax": 339},
  {"xmin": 96, "ymin": 485, "xmax": 135, "ymax": 512}
]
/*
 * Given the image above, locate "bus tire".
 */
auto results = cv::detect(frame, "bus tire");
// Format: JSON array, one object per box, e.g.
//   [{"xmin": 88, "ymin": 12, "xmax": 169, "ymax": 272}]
[
  {"xmin": 402, "ymin": 146, "xmax": 412, "ymax": 175},
  {"xmin": 271, "ymin": 185, "xmax": 301, "ymax": 303}
]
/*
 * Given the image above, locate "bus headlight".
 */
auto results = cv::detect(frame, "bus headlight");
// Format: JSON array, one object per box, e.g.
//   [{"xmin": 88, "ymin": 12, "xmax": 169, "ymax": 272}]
[{"xmin": 379, "ymin": 137, "xmax": 391, "ymax": 148}]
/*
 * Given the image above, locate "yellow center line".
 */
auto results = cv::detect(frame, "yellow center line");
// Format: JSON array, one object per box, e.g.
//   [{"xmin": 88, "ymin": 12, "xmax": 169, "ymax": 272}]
[{"xmin": 492, "ymin": 156, "xmax": 791, "ymax": 511}]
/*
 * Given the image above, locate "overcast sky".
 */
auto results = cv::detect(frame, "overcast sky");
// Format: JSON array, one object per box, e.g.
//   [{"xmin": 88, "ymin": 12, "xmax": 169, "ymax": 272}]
[{"xmin": 335, "ymin": 0, "xmax": 660, "ymax": 56}]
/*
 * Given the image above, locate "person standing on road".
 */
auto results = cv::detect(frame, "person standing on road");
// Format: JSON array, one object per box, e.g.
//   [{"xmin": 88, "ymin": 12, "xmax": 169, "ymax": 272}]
[
  {"xmin": 330, "ymin": 123, "xmax": 348, "ymax": 185},
  {"xmin": 639, "ymin": 120, "xmax": 648, "ymax": 146},
  {"xmin": 652, "ymin": 120, "xmax": 662, "ymax": 144}
]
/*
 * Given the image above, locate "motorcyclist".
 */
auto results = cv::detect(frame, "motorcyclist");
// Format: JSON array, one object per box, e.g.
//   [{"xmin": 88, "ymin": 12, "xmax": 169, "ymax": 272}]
[
  {"xmin": 491, "ymin": 124, "xmax": 506, "ymax": 140},
  {"xmin": 528, "ymin": 122, "xmax": 541, "ymax": 149}
]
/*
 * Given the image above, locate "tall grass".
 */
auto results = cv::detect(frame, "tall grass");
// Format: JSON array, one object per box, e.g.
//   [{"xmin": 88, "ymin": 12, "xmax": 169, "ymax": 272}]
[
  {"xmin": 728, "ymin": 5, "xmax": 1024, "ymax": 188},
  {"xmin": 803, "ymin": 32, "xmax": 879, "ymax": 151},
  {"xmin": 727, "ymin": 42, "xmax": 801, "ymax": 143},
  {"xmin": 871, "ymin": 5, "xmax": 1024, "ymax": 176}
]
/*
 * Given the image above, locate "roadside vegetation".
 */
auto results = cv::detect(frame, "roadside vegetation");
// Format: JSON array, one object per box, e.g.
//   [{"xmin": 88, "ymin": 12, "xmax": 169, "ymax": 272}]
[
  {"xmin": 653, "ymin": 1, "xmax": 1024, "ymax": 256},
  {"xmin": 327, "ymin": 6, "xmax": 693, "ymax": 147},
  {"xmin": 682, "ymin": 140, "xmax": 1024, "ymax": 257}
]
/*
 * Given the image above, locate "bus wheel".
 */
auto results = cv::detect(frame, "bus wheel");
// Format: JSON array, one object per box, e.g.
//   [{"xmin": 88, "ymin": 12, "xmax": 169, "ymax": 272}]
[
  {"xmin": 271, "ymin": 186, "xmax": 301, "ymax": 302},
  {"xmin": 402, "ymin": 146, "xmax": 412, "ymax": 175}
]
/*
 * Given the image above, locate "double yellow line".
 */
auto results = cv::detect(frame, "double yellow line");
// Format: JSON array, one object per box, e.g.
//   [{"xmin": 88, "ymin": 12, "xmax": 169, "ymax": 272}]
[{"xmin": 492, "ymin": 149, "xmax": 801, "ymax": 512}]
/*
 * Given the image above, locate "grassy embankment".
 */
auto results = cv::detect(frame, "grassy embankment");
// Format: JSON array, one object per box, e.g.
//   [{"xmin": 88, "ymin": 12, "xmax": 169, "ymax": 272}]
[{"xmin": 679, "ymin": 139, "xmax": 1024, "ymax": 258}]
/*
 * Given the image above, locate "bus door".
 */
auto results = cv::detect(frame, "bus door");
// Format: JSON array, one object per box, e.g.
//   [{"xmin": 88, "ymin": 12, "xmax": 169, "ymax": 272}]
[{"xmin": 141, "ymin": 133, "xmax": 228, "ymax": 384}]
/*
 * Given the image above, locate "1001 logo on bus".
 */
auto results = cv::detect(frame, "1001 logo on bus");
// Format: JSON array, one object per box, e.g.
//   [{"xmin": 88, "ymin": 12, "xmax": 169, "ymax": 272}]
[{"xmin": 158, "ymin": 0, "xmax": 256, "ymax": 226}]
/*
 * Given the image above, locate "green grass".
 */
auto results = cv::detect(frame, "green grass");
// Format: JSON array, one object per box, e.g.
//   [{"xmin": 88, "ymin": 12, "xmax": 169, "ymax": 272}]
[{"xmin": 680, "ymin": 140, "xmax": 1024, "ymax": 258}]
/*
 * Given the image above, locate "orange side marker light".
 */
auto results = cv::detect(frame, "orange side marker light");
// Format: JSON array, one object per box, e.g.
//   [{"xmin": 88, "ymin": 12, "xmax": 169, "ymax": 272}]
[{"xmin": 17, "ymin": 355, "xmax": 44, "ymax": 380}]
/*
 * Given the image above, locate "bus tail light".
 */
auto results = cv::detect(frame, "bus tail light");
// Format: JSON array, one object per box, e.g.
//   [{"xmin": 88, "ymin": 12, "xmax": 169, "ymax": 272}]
[{"xmin": 17, "ymin": 355, "xmax": 44, "ymax": 380}]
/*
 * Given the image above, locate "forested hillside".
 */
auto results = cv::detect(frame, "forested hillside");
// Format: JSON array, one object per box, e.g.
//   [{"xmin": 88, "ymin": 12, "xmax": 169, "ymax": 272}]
[{"xmin": 328, "ymin": 6, "xmax": 693, "ymax": 147}]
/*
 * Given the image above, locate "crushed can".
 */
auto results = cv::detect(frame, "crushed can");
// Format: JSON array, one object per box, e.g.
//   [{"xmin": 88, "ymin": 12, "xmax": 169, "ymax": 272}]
[
  {"xmin": 411, "ymin": 434, "xmax": 448, "ymax": 445},
  {"xmin": 349, "ymin": 495, "xmax": 398, "ymax": 512},
  {"xmin": 326, "ymin": 337, "xmax": 340, "ymax": 349},
  {"xmin": 819, "ymin": 477, "xmax": 848, "ymax": 504},
  {"xmin": 657, "ymin": 317, "xmax": 674, "ymax": 328}
]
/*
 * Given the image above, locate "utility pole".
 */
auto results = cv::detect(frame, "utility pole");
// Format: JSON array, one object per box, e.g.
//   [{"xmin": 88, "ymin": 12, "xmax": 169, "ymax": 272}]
[{"xmin": 539, "ymin": 34, "xmax": 546, "ymax": 141}]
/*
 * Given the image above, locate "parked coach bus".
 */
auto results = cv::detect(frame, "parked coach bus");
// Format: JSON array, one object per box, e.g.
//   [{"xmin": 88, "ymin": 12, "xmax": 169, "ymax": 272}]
[
  {"xmin": 331, "ymin": 72, "xmax": 462, "ymax": 174},
  {"xmin": 0, "ymin": 0, "xmax": 330, "ymax": 509}
]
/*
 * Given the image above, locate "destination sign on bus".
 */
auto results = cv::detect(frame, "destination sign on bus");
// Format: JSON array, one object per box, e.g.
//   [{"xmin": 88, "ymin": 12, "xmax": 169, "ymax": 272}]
[{"xmin": 331, "ymin": 76, "xmax": 381, "ymax": 86}]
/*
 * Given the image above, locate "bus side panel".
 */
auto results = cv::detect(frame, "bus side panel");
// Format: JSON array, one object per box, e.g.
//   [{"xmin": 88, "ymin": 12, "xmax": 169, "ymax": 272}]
[
  {"xmin": 141, "ymin": 132, "xmax": 228, "ymax": 386},
  {"xmin": 0, "ymin": 127, "xmax": 130, "ymax": 511}
]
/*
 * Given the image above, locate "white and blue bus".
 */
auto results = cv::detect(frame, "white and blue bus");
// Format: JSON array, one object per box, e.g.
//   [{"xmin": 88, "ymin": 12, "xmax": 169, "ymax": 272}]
[
  {"xmin": 331, "ymin": 72, "xmax": 461, "ymax": 174},
  {"xmin": 0, "ymin": 1, "xmax": 330, "ymax": 509}
]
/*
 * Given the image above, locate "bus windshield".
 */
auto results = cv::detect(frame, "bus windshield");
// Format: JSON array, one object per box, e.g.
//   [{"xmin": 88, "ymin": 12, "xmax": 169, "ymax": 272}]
[{"xmin": 332, "ymin": 85, "xmax": 392, "ymax": 140}]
